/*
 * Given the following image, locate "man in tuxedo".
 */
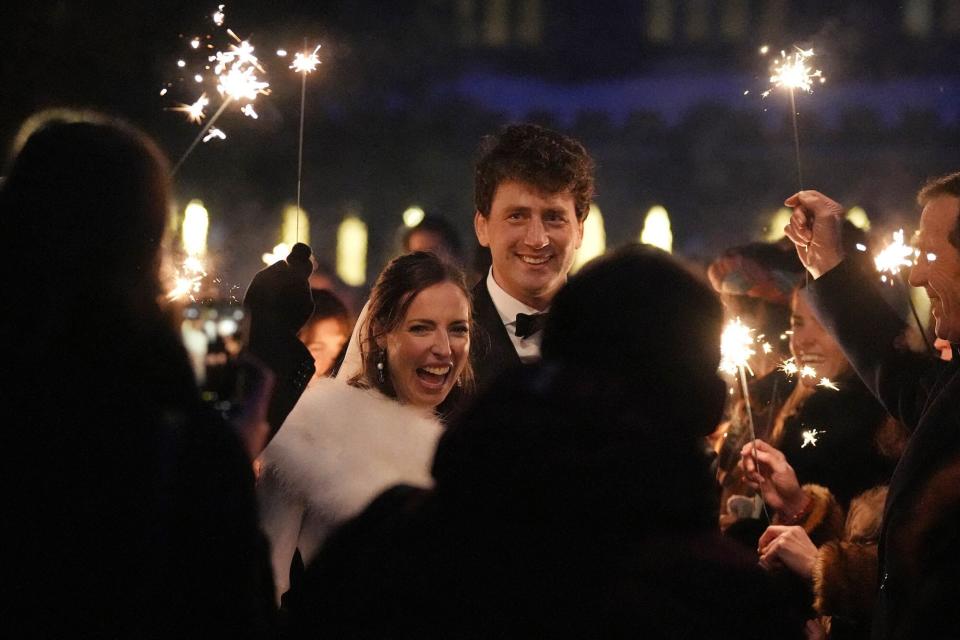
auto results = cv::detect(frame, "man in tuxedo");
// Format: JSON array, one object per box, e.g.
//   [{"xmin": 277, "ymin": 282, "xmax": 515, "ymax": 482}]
[
  {"xmin": 470, "ymin": 123, "xmax": 595, "ymax": 392},
  {"xmin": 783, "ymin": 175, "xmax": 960, "ymax": 639}
]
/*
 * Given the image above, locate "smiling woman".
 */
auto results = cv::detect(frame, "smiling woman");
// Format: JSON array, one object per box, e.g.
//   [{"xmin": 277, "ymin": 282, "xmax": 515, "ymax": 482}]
[{"xmin": 255, "ymin": 252, "xmax": 473, "ymax": 602}]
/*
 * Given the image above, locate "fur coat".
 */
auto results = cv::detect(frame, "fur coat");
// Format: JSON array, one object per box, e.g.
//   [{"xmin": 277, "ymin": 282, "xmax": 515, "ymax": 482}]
[{"xmin": 256, "ymin": 378, "xmax": 442, "ymax": 600}]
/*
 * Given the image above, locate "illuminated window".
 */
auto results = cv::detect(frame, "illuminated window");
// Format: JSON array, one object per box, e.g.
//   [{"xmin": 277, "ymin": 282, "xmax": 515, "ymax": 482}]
[
  {"xmin": 456, "ymin": 0, "xmax": 477, "ymax": 46},
  {"xmin": 337, "ymin": 215, "xmax": 368, "ymax": 287},
  {"xmin": 944, "ymin": 0, "xmax": 960, "ymax": 34},
  {"xmin": 639, "ymin": 205, "xmax": 673, "ymax": 253},
  {"xmin": 646, "ymin": 0, "xmax": 674, "ymax": 43},
  {"xmin": 482, "ymin": 0, "xmax": 510, "ymax": 47},
  {"xmin": 904, "ymin": 0, "xmax": 933, "ymax": 37},
  {"xmin": 758, "ymin": 0, "xmax": 786, "ymax": 41},
  {"xmin": 720, "ymin": 0, "xmax": 749, "ymax": 41},
  {"xmin": 281, "ymin": 205, "xmax": 310, "ymax": 247},
  {"xmin": 684, "ymin": 0, "xmax": 711, "ymax": 43},
  {"xmin": 572, "ymin": 204, "xmax": 606, "ymax": 272},
  {"xmin": 516, "ymin": 0, "xmax": 543, "ymax": 46}
]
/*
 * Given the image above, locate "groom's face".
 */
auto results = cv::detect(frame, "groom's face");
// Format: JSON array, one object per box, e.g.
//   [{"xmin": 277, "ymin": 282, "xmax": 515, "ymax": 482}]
[{"xmin": 475, "ymin": 179, "xmax": 583, "ymax": 311}]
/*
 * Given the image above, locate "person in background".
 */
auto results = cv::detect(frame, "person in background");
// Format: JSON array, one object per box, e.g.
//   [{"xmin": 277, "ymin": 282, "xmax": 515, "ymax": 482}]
[
  {"xmin": 298, "ymin": 288, "xmax": 351, "ymax": 381},
  {"xmin": 402, "ymin": 214, "xmax": 464, "ymax": 266},
  {"xmin": 783, "ymin": 178, "xmax": 960, "ymax": 638},
  {"xmin": 1, "ymin": 109, "xmax": 278, "ymax": 637}
]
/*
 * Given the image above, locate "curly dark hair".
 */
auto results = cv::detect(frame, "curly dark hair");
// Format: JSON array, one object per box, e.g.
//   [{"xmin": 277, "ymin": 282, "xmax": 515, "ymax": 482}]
[
  {"xmin": 917, "ymin": 171, "xmax": 960, "ymax": 250},
  {"xmin": 474, "ymin": 123, "xmax": 595, "ymax": 221}
]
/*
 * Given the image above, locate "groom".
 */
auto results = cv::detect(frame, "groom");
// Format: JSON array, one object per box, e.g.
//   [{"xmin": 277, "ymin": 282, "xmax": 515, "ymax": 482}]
[{"xmin": 470, "ymin": 123, "xmax": 595, "ymax": 392}]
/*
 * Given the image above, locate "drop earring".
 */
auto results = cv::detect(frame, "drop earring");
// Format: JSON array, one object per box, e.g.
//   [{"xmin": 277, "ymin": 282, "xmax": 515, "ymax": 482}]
[{"xmin": 376, "ymin": 350, "xmax": 386, "ymax": 384}]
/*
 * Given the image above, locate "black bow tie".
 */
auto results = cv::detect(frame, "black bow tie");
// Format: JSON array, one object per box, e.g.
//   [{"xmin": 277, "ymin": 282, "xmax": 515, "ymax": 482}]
[{"xmin": 515, "ymin": 312, "xmax": 548, "ymax": 339}]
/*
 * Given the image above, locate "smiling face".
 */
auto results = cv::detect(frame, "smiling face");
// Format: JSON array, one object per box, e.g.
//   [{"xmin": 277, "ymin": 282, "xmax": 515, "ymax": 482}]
[
  {"xmin": 382, "ymin": 281, "xmax": 471, "ymax": 408},
  {"xmin": 474, "ymin": 180, "xmax": 584, "ymax": 310},
  {"xmin": 909, "ymin": 195, "xmax": 960, "ymax": 342},
  {"xmin": 300, "ymin": 317, "xmax": 348, "ymax": 380},
  {"xmin": 790, "ymin": 289, "xmax": 849, "ymax": 387}
]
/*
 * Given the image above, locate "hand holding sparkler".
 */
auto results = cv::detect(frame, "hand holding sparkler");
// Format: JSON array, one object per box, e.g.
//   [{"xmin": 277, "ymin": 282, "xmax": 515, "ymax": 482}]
[
  {"xmin": 243, "ymin": 242, "xmax": 316, "ymax": 439},
  {"xmin": 739, "ymin": 439, "xmax": 810, "ymax": 520},
  {"xmin": 783, "ymin": 191, "xmax": 845, "ymax": 279}
]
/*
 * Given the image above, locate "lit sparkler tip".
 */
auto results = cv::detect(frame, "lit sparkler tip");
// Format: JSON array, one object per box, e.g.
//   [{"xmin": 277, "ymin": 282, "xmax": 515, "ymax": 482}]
[
  {"xmin": 213, "ymin": 5, "xmax": 225, "ymax": 27},
  {"xmin": 874, "ymin": 228, "xmax": 915, "ymax": 280},
  {"xmin": 768, "ymin": 46, "xmax": 824, "ymax": 94},
  {"xmin": 800, "ymin": 365, "xmax": 818, "ymax": 379},
  {"xmin": 171, "ymin": 93, "xmax": 209, "ymax": 124},
  {"xmin": 191, "ymin": 38, "xmax": 201, "ymax": 49},
  {"xmin": 720, "ymin": 317, "xmax": 757, "ymax": 376},
  {"xmin": 290, "ymin": 44, "xmax": 322, "ymax": 74}
]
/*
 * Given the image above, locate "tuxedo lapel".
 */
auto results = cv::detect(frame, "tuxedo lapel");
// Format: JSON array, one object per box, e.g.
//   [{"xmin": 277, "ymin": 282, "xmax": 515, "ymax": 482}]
[{"xmin": 471, "ymin": 278, "xmax": 522, "ymax": 392}]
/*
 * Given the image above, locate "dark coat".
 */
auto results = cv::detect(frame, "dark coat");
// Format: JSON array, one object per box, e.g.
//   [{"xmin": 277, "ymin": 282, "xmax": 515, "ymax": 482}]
[
  {"xmin": 777, "ymin": 373, "xmax": 897, "ymax": 508},
  {"xmin": 807, "ymin": 259, "xmax": 960, "ymax": 640},
  {"xmin": 5, "ymin": 305, "xmax": 276, "ymax": 638},
  {"xmin": 284, "ymin": 364, "xmax": 806, "ymax": 639}
]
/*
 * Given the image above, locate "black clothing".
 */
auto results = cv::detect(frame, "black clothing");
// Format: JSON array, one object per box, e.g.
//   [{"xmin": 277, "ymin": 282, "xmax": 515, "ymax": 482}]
[
  {"xmin": 6, "ymin": 304, "xmax": 275, "ymax": 638},
  {"xmin": 469, "ymin": 276, "xmax": 522, "ymax": 394},
  {"xmin": 778, "ymin": 373, "xmax": 896, "ymax": 508},
  {"xmin": 285, "ymin": 364, "xmax": 806, "ymax": 638}
]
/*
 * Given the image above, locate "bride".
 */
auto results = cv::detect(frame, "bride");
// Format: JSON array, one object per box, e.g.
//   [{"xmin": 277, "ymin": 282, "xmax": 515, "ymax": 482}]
[{"xmin": 256, "ymin": 251, "xmax": 473, "ymax": 600}]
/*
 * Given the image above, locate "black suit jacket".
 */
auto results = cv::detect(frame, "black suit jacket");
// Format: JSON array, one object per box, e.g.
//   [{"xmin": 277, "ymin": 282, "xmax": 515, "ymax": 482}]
[
  {"xmin": 808, "ymin": 259, "xmax": 960, "ymax": 639},
  {"xmin": 470, "ymin": 277, "xmax": 523, "ymax": 394}
]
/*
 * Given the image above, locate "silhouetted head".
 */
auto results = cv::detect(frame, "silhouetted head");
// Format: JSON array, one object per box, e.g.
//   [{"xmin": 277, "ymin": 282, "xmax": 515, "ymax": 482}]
[
  {"xmin": 542, "ymin": 244, "xmax": 726, "ymax": 434},
  {"xmin": 1, "ymin": 109, "xmax": 170, "ymax": 305}
]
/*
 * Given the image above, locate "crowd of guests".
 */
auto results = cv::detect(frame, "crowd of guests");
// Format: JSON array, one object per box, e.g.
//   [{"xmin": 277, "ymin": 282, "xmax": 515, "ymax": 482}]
[{"xmin": 4, "ymin": 107, "xmax": 960, "ymax": 639}]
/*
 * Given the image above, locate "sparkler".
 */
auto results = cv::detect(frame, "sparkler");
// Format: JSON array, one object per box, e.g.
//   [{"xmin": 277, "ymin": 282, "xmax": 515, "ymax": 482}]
[
  {"xmin": 761, "ymin": 47, "xmax": 824, "ymax": 192},
  {"xmin": 167, "ymin": 8, "xmax": 271, "ymax": 176},
  {"xmin": 290, "ymin": 41, "xmax": 322, "ymax": 243},
  {"xmin": 873, "ymin": 229, "xmax": 934, "ymax": 352},
  {"xmin": 167, "ymin": 255, "xmax": 208, "ymax": 301},
  {"xmin": 720, "ymin": 318, "xmax": 770, "ymax": 521}
]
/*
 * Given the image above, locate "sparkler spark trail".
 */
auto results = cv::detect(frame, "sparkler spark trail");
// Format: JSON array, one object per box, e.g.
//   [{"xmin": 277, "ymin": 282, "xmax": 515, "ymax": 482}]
[
  {"xmin": 203, "ymin": 127, "xmax": 226, "ymax": 143},
  {"xmin": 801, "ymin": 428, "xmax": 824, "ymax": 448},
  {"xmin": 167, "ymin": 255, "xmax": 208, "ymax": 301},
  {"xmin": 818, "ymin": 378, "xmax": 840, "ymax": 391},
  {"xmin": 778, "ymin": 357, "xmax": 799, "ymax": 376},
  {"xmin": 168, "ymin": 16, "xmax": 270, "ymax": 176},
  {"xmin": 171, "ymin": 93, "xmax": 209, "ymax": 124}
]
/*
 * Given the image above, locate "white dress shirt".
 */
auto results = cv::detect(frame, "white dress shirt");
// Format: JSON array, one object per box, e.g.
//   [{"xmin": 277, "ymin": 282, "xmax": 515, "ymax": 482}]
[{"xmin": 486, "ymin": 268, "xmax": 546, "ymax": 364}]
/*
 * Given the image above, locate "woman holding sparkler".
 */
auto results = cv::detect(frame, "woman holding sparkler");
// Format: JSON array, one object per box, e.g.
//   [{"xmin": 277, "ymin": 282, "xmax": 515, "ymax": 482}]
[{"xmin": 256, "ymin": 251, "xmax": 473, "ymax": 602}]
